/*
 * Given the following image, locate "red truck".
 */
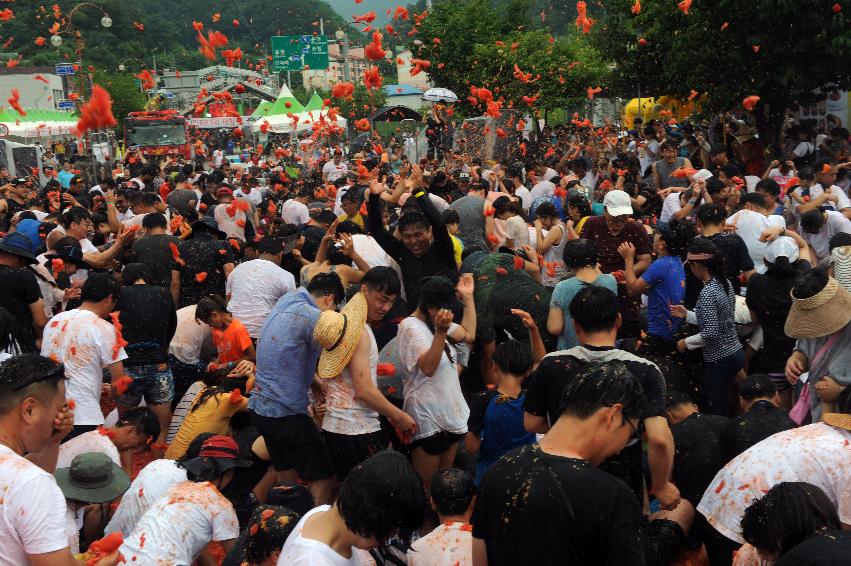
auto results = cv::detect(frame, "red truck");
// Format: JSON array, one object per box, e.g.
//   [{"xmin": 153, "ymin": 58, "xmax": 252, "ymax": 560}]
[{"xmin": 124, "ymin": 110, "xmax": 192, "ymax": 159}]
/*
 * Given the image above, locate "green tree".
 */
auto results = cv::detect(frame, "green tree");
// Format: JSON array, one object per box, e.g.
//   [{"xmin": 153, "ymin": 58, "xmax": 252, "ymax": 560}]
[
  {"xmin": 407, "ymin": 0, "xmax": 608, "ymax": 118},
  {"xmin": 91, "ymin": 70, "xmax": 147, "ymax": 128},
  {"xmin": 336, "ymin": 84, "xmax": 387, "ymax": 121},
  {"xmin": 591, "ymin": 0, "xmax": 851, "ymax": 152}
]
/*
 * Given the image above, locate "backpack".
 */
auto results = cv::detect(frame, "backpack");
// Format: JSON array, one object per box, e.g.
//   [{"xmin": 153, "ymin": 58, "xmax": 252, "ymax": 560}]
[{"xmin": 793, "ymin": 142, "xmax": 815, "ymax": 168}]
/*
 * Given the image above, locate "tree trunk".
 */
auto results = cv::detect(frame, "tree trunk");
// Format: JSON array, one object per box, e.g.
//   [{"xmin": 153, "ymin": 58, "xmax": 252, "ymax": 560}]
[{"xmin": 753, "ymin": 103, "xmax": 785, "ymax": 159}]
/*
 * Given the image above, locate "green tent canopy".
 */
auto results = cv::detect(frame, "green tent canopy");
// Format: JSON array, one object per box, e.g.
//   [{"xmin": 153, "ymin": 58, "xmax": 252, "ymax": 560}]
[
  {"xmin": 265, "ymin": 84, "xmax": 305, "ymax": 116},
  {"xmin": 304, "ymin": 91, "xmax": 325, "ymax": 112}
]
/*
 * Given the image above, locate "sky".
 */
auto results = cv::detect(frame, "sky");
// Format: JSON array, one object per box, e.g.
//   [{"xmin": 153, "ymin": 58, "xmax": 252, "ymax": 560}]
[{"xmin": 325, "ymin": 0, "xmax": 397, "ymax": 25}]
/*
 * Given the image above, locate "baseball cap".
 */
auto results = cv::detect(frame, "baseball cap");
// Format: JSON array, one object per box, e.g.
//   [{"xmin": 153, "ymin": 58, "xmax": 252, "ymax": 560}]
[
  {"xmin": 11, "ymin": 177, "xmax": 28, "ymax": 185},
  {"xmin": 764, "ymin": 236, "xmax": 799, "ymax": 264},
  {"xmin": 602, "ymin": 190, "xmax": 633, "ymax": 216}
]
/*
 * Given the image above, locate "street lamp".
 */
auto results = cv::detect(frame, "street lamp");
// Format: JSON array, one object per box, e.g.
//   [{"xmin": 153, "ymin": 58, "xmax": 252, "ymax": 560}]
[
  {"xmin": 48, "ymin": 3, "xmax": 112, "ymax": 101},
  {"xmin": 334, "ymin": 28, "xmax": 351, "ymax": 83}
]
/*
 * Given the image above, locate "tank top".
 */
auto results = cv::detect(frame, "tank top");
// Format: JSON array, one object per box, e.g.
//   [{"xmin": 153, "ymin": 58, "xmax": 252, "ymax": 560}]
[
  {"xmin": 541, "ymin": 224, "xmax": 569, "ymax": 287},
  {"xmin": 655, "ymin": 157, "xmax": 687, "ymax": 189},
  {"xmin": 321, "ymin": 324, "xmax": 381, "ymax": 435}
]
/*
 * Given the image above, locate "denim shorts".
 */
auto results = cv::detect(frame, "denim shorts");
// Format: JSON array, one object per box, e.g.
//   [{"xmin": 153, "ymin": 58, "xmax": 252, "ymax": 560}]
[{"xmin": 116, "ymin": 363, "xmax": 175, "ymax": 408}]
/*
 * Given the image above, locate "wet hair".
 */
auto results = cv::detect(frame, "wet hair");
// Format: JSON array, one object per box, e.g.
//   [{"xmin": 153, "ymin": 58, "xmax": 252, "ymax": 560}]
[
  {"xmin": 741, "ymin": 192, "xmax": 767, "ymax": 208},
  {"xmin": 658, "ymin": 140, "xmax": 677, "ymax": 152},
  {"xmin": 81, "ymin": 273, "xmax": 121, "ymax": 303},
  {"xmin": 695, "ymin": 203, "xmax": 727, "ymax": 225},
  {"xmin": 829, "ymin": 232, "xmax": 851, "ymax": 251},
  {"xmin": 340, "ymin": 189, "xmax": 362, "ymax": 204},
  {"xmin": 719, "ymin": 163, "xmax": 740, "ymax": 180},
  {"xmin": 139, "ymin": 192, "xmax": 160, "ymax": 207},
  {"xmin": 307, "ymin": 271, "xmax": 345, "ymax": 305},
  {"xmin": 336, "ymin": 220, "xmax": 363, "ymax": 235},
  {"xmin": 0, "ymin": 354, "xmax": 65, "ymax": 415},
  {"xmin": 798, "ymin": 167, "xmax": 815, "ymax": 181},
  {"xmin": 297, "ymin": 186, "xmax": 314, "ymax": 199},
  {"xmin": 535, "ymin": 201, "xmax": 558, "ymax": 219},
  {"xmin": 567, "ymin": 194, "xmax": 592, "ymax": 218},
  {"xmin": 568, "ymin": 286, "xmax": 620, "ymax": 333},
  {"xmin": 799, "ymin": 209, "xmax": 826, "ymax": 234},
  {"xmin": 656, "ymin": 218, "xmax": 695, "ymax": 260},
  {"xmin": 361, "ymin": 266, "xmax": 401, "ymax": 297},
  {"xmin": 257, "ymin": 237, "xmax": 284, "ymax": 255},
  {"xmin": 814, "ymin": 157, "xmax": 835, "ymax": 174},
  {"xmin": 687, "ymin": 239, "xmax": 730, "ymax": 294},
  {"xmin": 0, "ymin": 307, "xmax": 32, "ymax": 355},
  {"xmin": 739, "ymin": 374, "xmax": 778, "ymax": 401},
  {"xmin": 61, "ymin": 206, "xmax": 91, "ymax": 229},
  {"xmin": 792, "ymin": 267, "xmax": 828, "ymax": 300},
  {"xmin": 398, "ymin": 210, "xmax": 430, "ymax": 233},
  {"xmin": 755, "ymin": 178, "xmax": 781, "ymax": 198},
  {"xmin": 142, "ymin": 212, "xmax": 168, "ymax": 230},
  {"xmin": 665, "ymin": 389, "xmax": 695, "ymax": 409},
  {"xmin": 562, "ymin": 239, "xmax": 598, "ymax": 269},
  {"xmin": 492, "ymin": 339, "xmax": 533, "ymax": 376},
  {"xmin": 741, "ymin": 482, "xmax": 840, "ymax": 557},
  {"xmin": 709, "ymin": 143, "xmax": 727, "ymax": 156},
  {"xmin": 121, "ymin": 263, "xmax": 151, "ymax": 286},
  {"xmin": 493, "ymin": 196, "xmax": 522, "ymax": 217},
  {"xmin": 117, "ymin": 406, "xmax": 160, "ymax": 441},
  {"xmin": 243, "ymin": 505, "xmax": 301, "ymax": 564},
  {"xmin": 337, "ymin": 451, "xmax": 426, "ymax": 550},
  {"xmin": 558, "ymin": 361, "xmax": 645, "ymax": 420},
  {"xmin": 430, "ymin": 468, "xmax": 475, "ymax": 517},
  {"xmin": 195, "ymin": 295, "xmax": 230, "ymax": 323},
  {"xmin": 704, "ymin": 178, "xmax": 726, "ymax": 197},
  {"xmin": 311, "ymin": 209, "xmax": 338, "ymax": 226},
  {"xmin": 441, "ymin": 209, "xmax": 460, "ymax": 225},
  {"xmin": 177, "ymin": 432, "xmax": 216, "ymax": 464}
]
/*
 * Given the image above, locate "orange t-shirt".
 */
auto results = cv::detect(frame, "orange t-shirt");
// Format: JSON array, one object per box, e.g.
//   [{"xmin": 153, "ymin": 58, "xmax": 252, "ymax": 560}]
[{"xmin": 212, "ymin": 318, "xmax": 252, "ymax": 364}]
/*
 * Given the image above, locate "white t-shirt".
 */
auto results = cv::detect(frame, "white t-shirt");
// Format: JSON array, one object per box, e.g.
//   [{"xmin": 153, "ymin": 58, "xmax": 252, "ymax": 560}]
[
  {"xmin": 123, "ymin": 212, "xmax": 149, "ymax": 238},
  {"xmin": 226, "ymin": 258, "xmax": 295, "ymax": 338},
  {"xmin": 697, "ymin": 423, "xmax": 851, "ymax": 544},
  {"xmin": 214, "ymin": 202, "xmax": 246, "ymax": 241},
  {"xmin": 0, "ymin": 444, "xmax": 70, "ymax": 564},
  {"xmin": 213, "ymin": 149, "xmax": 224, "ymax": 167},
  {"xmin": 529, "ymin": 179, "xmax": 555, "ymax": 202},
  {"xmin": 105, "ymin": 459, "xmax": 187, "ymax": 538},
  {"xmin": 233, "ymin": 188, "xmax": 262, "ymax": 208},
  {"xmin": 397, "ymin": 192, "xmax": 450, "ymax": 213},
  {"xmin": 278, "ymin": 505, "xmax": 375, "ymax": 566},
  {"xmin": 119, "ymin": 480, "xmax": 239, "ymax": 565},
  {"xmin": 57, "ymin": 430, "xmax": 121, "ymax": 469},
  {"xmin": 659, "ymin": 193, "xmax": 683, "ymax": 223},
  {"xmin": 407, "ymin": 521, "xmax": 473, "ymax": 566},
  {"xmin": 282, "ymin": 199, "xmax": 310, "ymax": 225},
  {"xmin": 41, "ymin": 309, "xmax": 128, "ymax": 425},
  {"xmin": 334, "ymin": 184, "xmax": 353, "ymax": 216},
  {"xmin": 323, "ymin": 325, "xmax": 381, "ymax": 435},
  {"xmin": 351, "ymin": 234, "xmax": 392, "ymax": 268},
  {"xmin": 794, "ymin": 183, "xmax": 851, "ymax": 212},
  {"xmin": 792, "ymin": 141, "xmax": 815, "ymax": 158},
  {"xmin": 766, "ymin": 168, "xmax": 795, "ymax": 187},
  {"xmin": 169, "ymin": 305, "xmax": 212, "ymax": 366},
  {"xmin": 398, "ymin": 317, "xmax": 469, "ymax": 441},
  {"xmin": 505, "ymin": 215, "xmax": 530, "ymax": 247},
  {"xmin": 514, "ymin": 185, "xmax": 532, "ymax": 210},
  {"xmin": 323, "ymin": 160, "xmax": 349, "ymax": 183},
  {"xmin": 801, "ymin": 210, "xmax": 851, "ymax": 260},
  {"xmin": 726, "ymin": 210, "xmax": 786, "ymax": 274},
  {"xmin": 639, "ymin": 139, "xmax": 660, "ymax": 174}
]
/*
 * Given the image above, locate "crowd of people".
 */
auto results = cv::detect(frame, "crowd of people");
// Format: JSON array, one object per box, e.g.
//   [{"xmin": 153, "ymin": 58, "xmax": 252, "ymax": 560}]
[{"xmin": 0, "ymin": 112, "xmax": 850, "ymax": 566}]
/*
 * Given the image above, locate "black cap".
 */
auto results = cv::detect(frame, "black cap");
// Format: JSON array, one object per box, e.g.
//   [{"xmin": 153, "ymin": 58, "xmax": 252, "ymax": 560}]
[{"xmin": 11, "ymin": 177, "xmax": 29, "ymax": 185}]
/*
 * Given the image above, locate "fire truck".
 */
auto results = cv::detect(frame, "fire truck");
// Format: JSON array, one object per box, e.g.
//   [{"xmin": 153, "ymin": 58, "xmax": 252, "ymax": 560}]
[{"xmin": 124, "ymin": 110, "xmax": 192, "ymax": 159}]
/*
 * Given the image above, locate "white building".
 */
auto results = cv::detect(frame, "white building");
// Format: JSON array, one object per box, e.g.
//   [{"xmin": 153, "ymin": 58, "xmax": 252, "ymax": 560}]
[
  {"xmin": 384, "ymin": 84, "xmax": 426, "ymax": 111},
  {"xmin": 0, "ymin": 67, "xmax": 67, "ymax": 110},
  {"xmin": 301, "ymin": 44, "xmax": 369, "ymax": 91}
]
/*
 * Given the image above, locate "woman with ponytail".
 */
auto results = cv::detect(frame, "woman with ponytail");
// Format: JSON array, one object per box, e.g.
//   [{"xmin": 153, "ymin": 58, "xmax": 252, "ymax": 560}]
[
  {"xmin": 745, "ymin": 233, "xmax": 812, "ymax": 408},
  {"xmin": 670, "ymin": 239, "xmax": 744, "ymax": 415}
]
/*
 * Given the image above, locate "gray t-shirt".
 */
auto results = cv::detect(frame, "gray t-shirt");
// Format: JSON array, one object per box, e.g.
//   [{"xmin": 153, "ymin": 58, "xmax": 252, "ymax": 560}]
[{"xmin": 450, "ymin": 194, "xmax": 487, "ymax": 253}]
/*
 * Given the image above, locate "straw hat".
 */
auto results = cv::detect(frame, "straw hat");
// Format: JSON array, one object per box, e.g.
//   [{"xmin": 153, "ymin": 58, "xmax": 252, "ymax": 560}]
[
  {"xmin": 822, "ymin": 388, "xmax": 851, "ymax": 431},
  {"xmin": 784, "ymin": 276, "xmax": 851, "ymax": 339},
  {"xmin": 314, "ymin": 292, "xmax": 368, "ymax": 379}
]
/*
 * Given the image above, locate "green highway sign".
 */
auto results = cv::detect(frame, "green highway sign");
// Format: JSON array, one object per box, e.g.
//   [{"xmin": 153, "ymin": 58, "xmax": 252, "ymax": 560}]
[{"xmin": 271, "ymin": 35, "xmax": 329, "ymax": 72}]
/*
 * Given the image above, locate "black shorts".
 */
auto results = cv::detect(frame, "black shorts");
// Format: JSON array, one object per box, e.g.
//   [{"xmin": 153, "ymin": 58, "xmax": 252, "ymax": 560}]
[
  {"xmin": 249, "ymin": 411, "xmax": 334, "ymax": 482},
  {"xmin": 322, "ymin": 429, "xmax": 388, "ymax": 482},
  {"xmin": 646, "ymin": 518, "xmax": 686, "ymax": 566},
  {"xmin": 408, "ymin": 430, "xmax": 464, "ymax": 456}
]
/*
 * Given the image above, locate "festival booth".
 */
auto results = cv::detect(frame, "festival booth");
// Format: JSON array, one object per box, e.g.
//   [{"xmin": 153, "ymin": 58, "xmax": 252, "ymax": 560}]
[
  {"xmin": 251, "ymin": 86, "xmax": 346, "ymax": 136},
  {"xmin": 0, "ymin": 108, "xmax": 78, "ymax": 143}
]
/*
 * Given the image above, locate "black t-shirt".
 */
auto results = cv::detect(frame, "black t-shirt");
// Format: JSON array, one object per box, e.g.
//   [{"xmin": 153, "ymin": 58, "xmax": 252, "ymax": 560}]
[
  {"xmin": 472, "ymin": 444, "xmax": 646, "ymax": 566},
  {"xmin": 132, "ymin": 234, "xmax": 181, "ymax": 290},
  {"xmin": 0, "ymin": 265, "xmax": 41, "ymax": 349},
  {"xmin": 745, "ymin": 261, "xmax": 811, "ymax": 374},
  {"xmin": 719, "ymin": 400, "xmax": 796, "ymax": 461},
  {"xmin": 523, "ymin": 346, "xmax": 666, "ymax": 501},
  {"xmin": 177, "ymin": 234, "xmax": 235, "ymax": 309},
  {"xmin": 116, "ymin": 285, "xmax": 178, "ymax": 366},
  {"xmin": 670, "ymin": 412, "xmax": 729, "ymax": 506},
  {"xmin": 776, "ymin": 531, "xmax": 851, "ymax": 566},
  {"xmin": 299, "ymin": 225, "xmax": 325, "ymax": 263},
  {"xmin": 2, "ymin": 198, "xmax": 31, "ymax": 232},
  {"xmin": 684, "ymin": 232, "xmax": 754, "ymax": 308}
]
